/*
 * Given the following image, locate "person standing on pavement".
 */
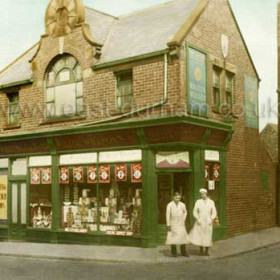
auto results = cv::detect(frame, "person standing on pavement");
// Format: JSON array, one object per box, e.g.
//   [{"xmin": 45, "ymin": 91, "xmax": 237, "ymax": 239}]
[
  {"xmin": 190, "ymin": 188, "xmax": 217, "ymax": 256},
  {"xmin": 166, "ymin": 192, "xmax": 190, "ymax": 257}
]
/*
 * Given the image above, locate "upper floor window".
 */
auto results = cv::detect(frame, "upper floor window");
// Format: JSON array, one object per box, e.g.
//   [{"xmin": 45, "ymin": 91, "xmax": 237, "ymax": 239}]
[
  {"xmin": 212, "ymin": 67, "xmax": 221, "ymax": 108},
  {"xmin": 45, "ymin": 55, "xmax": 83, "ymax": 118},
  {"xmin": 7, "ymin": 92, "xmax": 20, "ymax": 125},
  {"xmin": 116, "ymin": 71, "xmax": 133, "ymax": 111},
  {"xmin": 225, "ymin": 72, "xmax": 233, "ymax": 107}
]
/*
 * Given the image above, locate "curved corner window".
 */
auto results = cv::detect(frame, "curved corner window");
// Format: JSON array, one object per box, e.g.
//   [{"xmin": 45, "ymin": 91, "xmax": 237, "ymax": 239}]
[{"xmin": 45, "ymin": 55, "xmax": 83, "ymax": 118}]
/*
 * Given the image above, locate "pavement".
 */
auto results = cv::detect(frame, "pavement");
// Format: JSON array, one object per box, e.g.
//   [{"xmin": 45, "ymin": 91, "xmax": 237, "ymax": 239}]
[{"xmin": 0, "ymin": 227, "xmax": 280, "ymax": 264}]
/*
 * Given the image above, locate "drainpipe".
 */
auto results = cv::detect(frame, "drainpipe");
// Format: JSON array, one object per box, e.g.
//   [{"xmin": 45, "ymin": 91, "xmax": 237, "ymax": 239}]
[
  {"xmin": 77, "ymin": 53, "xmax": 168, "ymax": 127},
  {"xmin": 277, "ymin": 0, "xmax": 280, "ymax": 226}
]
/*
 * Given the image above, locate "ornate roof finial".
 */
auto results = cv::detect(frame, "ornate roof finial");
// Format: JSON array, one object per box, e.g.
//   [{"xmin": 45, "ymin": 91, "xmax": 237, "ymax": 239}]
[{"xmin": 45, "ymin": 0, "xmax": 85, "ymax": 37}]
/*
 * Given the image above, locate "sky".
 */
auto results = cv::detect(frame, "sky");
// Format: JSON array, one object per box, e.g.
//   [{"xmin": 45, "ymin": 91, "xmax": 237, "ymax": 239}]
[{"xmin": 0, "ymin": 0, "xmax": 277, "ymax": 130}]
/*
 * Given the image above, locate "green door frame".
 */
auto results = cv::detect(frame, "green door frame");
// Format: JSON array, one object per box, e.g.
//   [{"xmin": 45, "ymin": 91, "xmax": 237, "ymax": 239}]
[{"xmin": 8, "ymin": 179, "xmax": 27, "ymax": 240}]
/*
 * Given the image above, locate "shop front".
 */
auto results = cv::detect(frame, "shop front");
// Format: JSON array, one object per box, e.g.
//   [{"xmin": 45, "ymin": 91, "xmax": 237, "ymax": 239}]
[{"xmin": 0, "ymin": 117, "xmax": 232, "ymax": 247}]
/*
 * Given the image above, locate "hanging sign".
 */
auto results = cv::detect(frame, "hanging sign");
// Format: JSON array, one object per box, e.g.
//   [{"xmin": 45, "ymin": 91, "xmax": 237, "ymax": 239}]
[
  {"xmin": 115, "ymin": 163, "xmax": 127, "ymax": 182},
  {"xmin": 60, "ymin": 166, "xmax": 69, "ymax": 184},
  {"xmin": 99, "ymin": 164, "xmax": 110, "ymax": 183},
  {"xmin": 30, "ymin": 168, "xmax": 40, "ymax": 184},
  {"xmin": 205, "ymin": 163, "xmax": 210, "ymax": 181},
  {"xmin": 42, "ymin": 167, "xmax": 51, "ymax": 184},
  {"xmin": 73, "ymin": 166, "xmax": 84, "ymax": 183},
  {"xmin": 87, "ymin": 165, "xmax": 97, "ymax": 183},
  {"xmin": 131, "ymin": 163, "xmax": 142, "ymax": 183},
  {"xmin": 208, "ymin": 180, "xmax": 215, "ymax": 190},
  {"xmin": 213, "ymin": 164, "xmax": 220, "ymax": 181}
]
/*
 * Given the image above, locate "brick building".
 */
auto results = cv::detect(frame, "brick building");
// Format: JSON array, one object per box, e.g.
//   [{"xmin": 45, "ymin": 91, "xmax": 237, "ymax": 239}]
[{"xmin": 0, "ymin": 0, "xmax": 277, "ymax": 247}]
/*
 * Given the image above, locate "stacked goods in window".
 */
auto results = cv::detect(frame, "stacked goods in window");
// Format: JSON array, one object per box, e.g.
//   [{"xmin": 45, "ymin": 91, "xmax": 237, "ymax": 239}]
[
  {"xmin": 73, "ymin": 184, "xmax": 79, "ymax": 205},
  {"xmin": 131, "ymin": 189, "xmax": 142, "ymax": 235}
]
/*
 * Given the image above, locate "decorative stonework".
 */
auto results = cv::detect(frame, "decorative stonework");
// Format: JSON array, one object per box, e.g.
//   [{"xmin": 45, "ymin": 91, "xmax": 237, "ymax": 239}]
[{"xmin": 45, "ymin": 0, "xmax": 85, "ymax": 37}]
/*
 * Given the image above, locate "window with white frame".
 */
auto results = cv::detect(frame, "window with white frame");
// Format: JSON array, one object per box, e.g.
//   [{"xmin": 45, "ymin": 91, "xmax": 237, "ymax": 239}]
[{"xmin": 45, "ymin": 55, "xmax": 83, "ymax": 118}]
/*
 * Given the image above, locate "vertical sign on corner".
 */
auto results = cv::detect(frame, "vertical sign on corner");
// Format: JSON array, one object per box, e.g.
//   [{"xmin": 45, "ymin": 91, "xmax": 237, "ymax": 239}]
[
  {"xmin": 188, "ymin": 47, "xmax": 207, "ymax": 117},
  {"xmin": 244, "ymin": 76, "xmax": 258, "ymax": 129}
]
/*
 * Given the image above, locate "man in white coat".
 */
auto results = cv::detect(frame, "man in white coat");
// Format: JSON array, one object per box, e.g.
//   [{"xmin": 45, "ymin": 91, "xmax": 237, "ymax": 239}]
[
  {"xmin": 166, "ymin": 192, "xmax": 190, "ymax": 257},
  {"xmin": 190, "ymin": 188, "xmax": 217, "ymax": 256}
]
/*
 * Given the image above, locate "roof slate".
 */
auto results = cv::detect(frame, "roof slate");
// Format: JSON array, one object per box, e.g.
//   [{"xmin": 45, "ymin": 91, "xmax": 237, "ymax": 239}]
[{"xmin": 0, "ymin": 44, "xmax": 38, "ymax": 87}]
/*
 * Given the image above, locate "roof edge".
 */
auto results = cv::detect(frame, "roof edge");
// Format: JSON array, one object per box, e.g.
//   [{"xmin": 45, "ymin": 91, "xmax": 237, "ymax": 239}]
[
  {"xmin": 0, "ymin": 79, "xmax": 33, "ymax": 90},
  {"xmin": 168, "ymin": 0, "xmax": 209, "ymax": 46},
  {"xmin": 227, "ymin": 0, "xmax": 261, "ymax": 81},
  {"xmin": 93, "ymin": 49, "xmax": 169, "ymax": 70}
]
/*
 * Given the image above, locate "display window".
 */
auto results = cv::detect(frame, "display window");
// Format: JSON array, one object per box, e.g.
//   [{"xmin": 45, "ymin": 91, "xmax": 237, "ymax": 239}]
[
  {"xmin": 60, "ymin": 166, "xmax": 98, "ymax": 233},
  {"xmin": 29, "ymin": 156, "xmax": 52, "ymax": 229},
  {"xmin": 29, "ymin": 168, "xmax": 52, "ymax": 229},
  {"xmin": 60, "ymin": 163, "xmax": 142, "ymax": 236}
]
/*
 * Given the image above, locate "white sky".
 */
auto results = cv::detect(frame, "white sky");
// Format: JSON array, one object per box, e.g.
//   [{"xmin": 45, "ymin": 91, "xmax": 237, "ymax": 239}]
[{"xmin": 0, "ymin": 0, "xmax": 277, "ymax": 130}]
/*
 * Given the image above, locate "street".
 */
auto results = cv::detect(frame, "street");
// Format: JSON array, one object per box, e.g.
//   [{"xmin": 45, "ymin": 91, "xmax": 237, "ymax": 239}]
[{"xmin": 0, "ymin": 245, "xmax": 280, "ymax": 280}]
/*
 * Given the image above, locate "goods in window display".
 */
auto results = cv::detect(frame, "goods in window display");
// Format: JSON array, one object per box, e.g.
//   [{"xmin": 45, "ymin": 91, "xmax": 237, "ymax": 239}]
[
  {"xmin": 205, "ymin": 163, "xmax": 210, "ymax": 181},
  {"xmin": 213, "ymin": 164, "xmax": 220, "ymax": 181},
  {"xmin": 60, "ymin": 166, "xmax": 69, "ymax": 184},
  {"xmin": 115, "ymin": 163, "xmax": 127, "ymax": 182},
  {"xmin": 73, "ymin": 166, "xmax": 84, "ymax": 183},
  {"xmin": 42, "ymin": 167, "xmax": 51, "ymax": 184},
  {"xmin": 87, "ymin": 165, "xmax": 97, "ymax": 183},
  {"xmin": 99, "ymin": 164, "xmax": 110, "ymax": 183},
  {"xmin": 31, "ymin": 168, "xmax": 40, "ymax": 184},
  {"xmin": 64, "ymin": 185, "xmax": 70, "ymax": 204},
  {"xmin": 131, "ymin": 163, "xmax": 142, "ymax": 183},
  {"xmin": 100, "ymin": 207, "xmax": 109, "ymax": 223},
  {"xmin": 73, "ymin": 183, "xmax": 79, "ymax": 205},
  {"xmin": 66, "ymin": 207, "xmax": 74, "ymax": 228},
  {"xmin": 32, "ymin": 206, "xmax": 52, "ymax": 229}
]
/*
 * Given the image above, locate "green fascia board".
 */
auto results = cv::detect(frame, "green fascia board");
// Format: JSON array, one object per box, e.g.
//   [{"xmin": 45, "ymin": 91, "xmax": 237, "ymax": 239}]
[
  {"xmin": 0, "ymin": 79, "xmax": 33, "ymax": 90},
  {"xmin": 93, "ymin": 50, "xmax": 169, "ymax": 70},
  {"xmin": 0, "ymin": 115, "xmax": 233, "ymax": 143}
]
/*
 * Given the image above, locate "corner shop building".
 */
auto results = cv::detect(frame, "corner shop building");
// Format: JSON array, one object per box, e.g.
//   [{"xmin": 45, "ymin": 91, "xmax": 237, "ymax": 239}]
[{"xmin": 0, "ymin": 0, "xmax": 277, "ymax": 247}]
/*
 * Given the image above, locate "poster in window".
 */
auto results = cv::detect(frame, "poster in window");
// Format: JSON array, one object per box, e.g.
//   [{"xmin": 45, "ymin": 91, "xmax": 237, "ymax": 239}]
[
  {"xmin": 131, "ymin": 163, "xmax": 142, "ymax": 183},
  {"xmin": 213, "ymin": 164, "xmax": 220, "ymax": 181},
  {"xmin": 31, "ymin": 168, "xmax": 40, "ymax": 184},
  {"xmin": 0, "ymin": 175, "xmax": 7, "ymax": 222},
  {"xmin": 115, "ymin": 163, "xmax": 127, "ymax": 182},
  {"xmin": 99, "ymin": 164, "xmax": 110, "ymax": 183},
  {"xmin": 42, "ymin": 167, "xmax": 51, "ymax": 184},
  {"xmin": 60, "ymin": 166, "xmax": 69, "ymax": 184},
  {"xmin": 87, "ymin": 165, "xmax": 97, "ymax": 184},
  {"xmin": 205, "ymin": 163, "xmax": 210, "ymax": 181},
  {"xmin": 73, "ymin": 166, "xmax": 84, "ymax": 183},
  {"xmin": 188, "ymin": 47, "xmax": 207, "ymax": 117}
]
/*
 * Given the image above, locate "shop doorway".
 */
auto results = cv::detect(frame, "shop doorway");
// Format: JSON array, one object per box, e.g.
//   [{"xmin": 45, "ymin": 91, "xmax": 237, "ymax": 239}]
[
  {"xmin": 157, "ymin": 172, "xmax": 191, "ymax": 242},
  {"xmin": 9, "ymin": 181, "xmax": 27, "ymax": 240}
]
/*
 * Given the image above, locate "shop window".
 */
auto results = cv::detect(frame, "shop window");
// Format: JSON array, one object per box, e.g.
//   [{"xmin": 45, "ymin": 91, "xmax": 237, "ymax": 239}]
[
  {"xmin": 0, "ymin": 169, "xmax": 8, "ymax": 225},
  {"xmin": 156, "ymin": 151, "xmax": 190, "ymax": 168},
  {"xmin": 116, "ymin": 71, "xmax": 133, "ymax": 111},
  {"xmin": 7, "ymin": 92, "xmax": 20, "ymax": 125},
  {"xmin": 60, "ymin": 153, "xmax": 97, "ymax": 165},
  {"xmin": 45, "ymin": 55, "xmax": 83, "ymax": 118},
  {"xmin": 29, "ymin": 166, "xmax": 52, "ymax": 229},
  {"xmin": 60, "ymin": 162, "xmax": 142, "ymax": 236},
  {"xmin": 212, "ymin": 67, "xmax": 221, "ymax": 109}
]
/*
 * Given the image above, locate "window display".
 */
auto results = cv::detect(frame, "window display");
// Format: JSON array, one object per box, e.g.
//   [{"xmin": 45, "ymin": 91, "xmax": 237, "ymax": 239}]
[
  {"xmin": 0, "ymin": 171, "xmax": 8, "ymax": 225},
  {"xmin": 60, "ymin": 163, "xmax": 142, "ymax": 236},
  {"xmin": 29, "ymin": 167, "xmax": 52, "ymax": 229}
]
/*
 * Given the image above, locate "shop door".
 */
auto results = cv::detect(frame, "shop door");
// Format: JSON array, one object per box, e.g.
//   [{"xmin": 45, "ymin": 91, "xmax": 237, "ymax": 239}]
[
  {"xmin": 9, "ymin": 181, "xmax": 27, "ymax": 240},
  {"xmin": 157, "ymin": 172, "xmax": 191, "ymax": 243}
]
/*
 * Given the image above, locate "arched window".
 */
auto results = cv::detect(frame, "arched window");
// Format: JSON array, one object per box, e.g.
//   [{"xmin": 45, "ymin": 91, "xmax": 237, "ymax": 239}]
[{"xmin": 45, "ymin": 55, "xmax": 83, "ymax": 118}]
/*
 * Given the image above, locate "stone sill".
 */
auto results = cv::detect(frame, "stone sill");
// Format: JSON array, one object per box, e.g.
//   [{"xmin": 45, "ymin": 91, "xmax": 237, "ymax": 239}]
[
  {"xmin": 40, "ymin": 115, "xmax": 86, "ymax": 125},
  {"xmin": 3, "ymin": 123, "xmax": 21, "ymax": 130}
]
